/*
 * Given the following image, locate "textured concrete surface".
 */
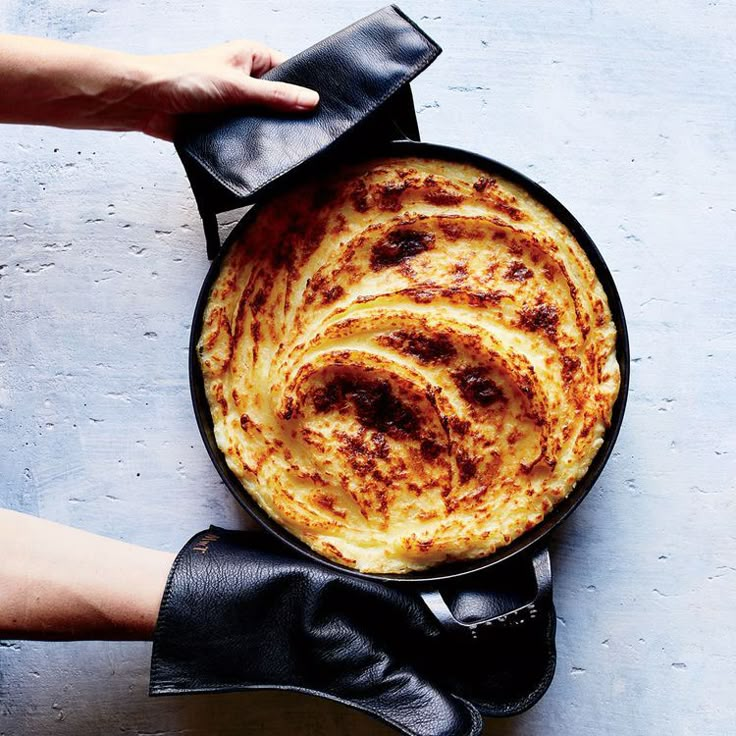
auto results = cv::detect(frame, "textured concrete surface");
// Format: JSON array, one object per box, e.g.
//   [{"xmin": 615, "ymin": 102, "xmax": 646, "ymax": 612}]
[{"xmin": 1, "ymin": 1, "xmax": 734, "ymax": 734}]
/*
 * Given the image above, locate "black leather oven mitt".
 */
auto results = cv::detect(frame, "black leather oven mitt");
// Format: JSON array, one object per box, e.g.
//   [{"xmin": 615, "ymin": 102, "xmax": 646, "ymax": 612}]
[
  {"xmin": 150, "ymin": 528, "xmax": 556, "ymax": 735},
  {"xmin": 175, "ymin": 4, "xmax": 442, "ymax": 257}
]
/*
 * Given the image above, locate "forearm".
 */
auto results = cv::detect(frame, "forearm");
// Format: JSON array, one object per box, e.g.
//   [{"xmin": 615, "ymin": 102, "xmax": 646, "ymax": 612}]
[
  {"xmin": 0, "ymin": 35, "xmax": 318, "ymax": 140},
  {"xmin": 0, "ymin": 35, "xmax": 152, "ymax": 132},
  {"xmin": 0, "ymin": 509, "xmax": 174, "ymax": 640}
]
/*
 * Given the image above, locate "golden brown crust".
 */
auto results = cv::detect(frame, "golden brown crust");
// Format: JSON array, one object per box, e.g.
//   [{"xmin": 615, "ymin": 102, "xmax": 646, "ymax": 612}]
[{"xmin": 199, "ymin": 156, "xmax": 620, "ymax": 573}]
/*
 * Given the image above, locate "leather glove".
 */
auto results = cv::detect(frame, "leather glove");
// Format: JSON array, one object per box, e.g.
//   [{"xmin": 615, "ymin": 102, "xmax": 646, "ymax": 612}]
[{"xmin": 150, "ymin": 527, "xmax": 555, "ymax": 735}]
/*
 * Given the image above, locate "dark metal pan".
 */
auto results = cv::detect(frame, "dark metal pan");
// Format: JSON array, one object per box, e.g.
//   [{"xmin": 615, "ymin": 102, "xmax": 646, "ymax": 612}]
[{"xmin": 189, "ymin": 140, "xmax": 629, "ymax": 635}]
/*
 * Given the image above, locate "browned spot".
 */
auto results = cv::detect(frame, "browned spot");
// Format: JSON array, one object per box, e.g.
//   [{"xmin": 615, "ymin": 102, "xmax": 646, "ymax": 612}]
[
  {"xmin": 239, "ymin": 413, "xmax": 250, "ymax": 430},
  {"xmin": 250, "ymin": 320, "xmax": 261, "ymax": 342},
  {"xmin": 469, "ymin": 289, "xmax": 506, "ymax": 307},
  {"xmin": 322, "ymin": 285, "xmax": 344, "ymax": 304},
  {"xmin": 518, "ymin": 302, "xmax": 560, "ymax": 338},
  {"xmin": 371, "ymin": 432, "xmax": 390, "ymax": 459},
  {"xmin": 350, "ymin": 179, "xmax": 370, "ymax": 212},
  {"xmin": 408, "ymin": 483, "xmax": 423, "ymax": 497},
  {"xmin": 202, "ymin": 307, "xmax": 232, "ymax": 352},
  {"xmin": 504, "ymin": 260, "xmax": 533, "ymax": 282},
  {"xmin": 409, "ymin": 290, "xmax": 436, "ymax": 304},
  {"xmin": 282, "ymin": 396, "xmax": 294, "ymax": 421},
  {"xmin": 322, "ymin": 542, "xmax": 356, "ymax": 565},
  {"xmin": 338, "ymin": 432, "xmax": 377, "ymax": 475},
  {"xmin": 232, "ymin": 388, "xmax": 240, "ymax": 403},
  {"xmin": 495, "ymin": 200, "xmax": 524, "ymax": 221},
  {"xmin": 397, "ymin": 260, "xmax": 418, "ymax": 280},
  {"xmin": 331, "ymin": 213, "xmax": 348, "ymax": 234},
  {"xmin": 456, "ymin": 451, "xmax": 477, "ymax": 484},
  {"xmin": 579, "ymin": 418, "xmax": 595, "ymax": 438},
  {"xmin": 424, "ymin": 189, "xmax": 464, "ymax": 206},
  {"xmin": 420, "ymin": 438, "xmax": 444, "ymax": 461},
  {"xmin": 378, "ymin": 181, "xmax": 408, "ymax": 211},
  {"xmin": 473, "ymin": 176, "xmax": 496, "ymax": 192},
  {"xmin": 214, "ymin": 384, "xmax": 228, "ymax": 415},
  {"xmin": 303, "ymin": 272, "xmax": 328, "ymax": 305},
  {"xmin": 379, "ymin": 330, "xmax": 456, "ymax": 364},
  {"xmin": 492, "ymin": 230, "xmax": 507, "ymax": 241},
  {"xmin": 250, "ymin": 289, "xmax": 266, "ymax": 314},
  {"xmin": 562, "ymin": 356, "xmax": 581, "ymax": 384},
  {"xmin": 452, "ymin": 366, "xmax": 505, "ymax": 407},
  {"xmin": 593, "ymin": 300, "xmax": 606, "ymax": 326},
  {"xmin": 367, "ymin": 483, "xmax": 390, "ymax": 515},
  {"xmin": 370, "ymin": 229, "xmax": 435, "ymax": 271},
  {"xmin": 440, "ymin": 221, "xmax": 464, "ymax": 239},
  {"xmin": 452, "ymin": 261, "xmax": 469, "ymax": 281},
  {"xmin": 449, "ymin": 417, "xmax": 471, "ymax": 436},
  {"xmin": 542, "ymin": 263, "xmax": 555, "ymax": 281},
  {"xmin": 464, "ymin": 485, "xmax": 490, "ymax": 507},
  {"xmin": 416, "ymin": 538, "xmax": 435, "ymax": 552},
  {"xmin": 313, "ymin": 377, "xmax": 419, "ymax": 439},
  {"xmin": 516, "ymin": 374, "xmax": 534, "ymax": 398},
  {"xmin": 312, "ymin": 382, "xmax": 339, "ymax": 413},
  {"xmin": 314, "ymin": 492, "xmax": 347, "ymax": 519},
  {"xmin": 507, "ymin": 427, "xmax": 522, "ymax": 445}
]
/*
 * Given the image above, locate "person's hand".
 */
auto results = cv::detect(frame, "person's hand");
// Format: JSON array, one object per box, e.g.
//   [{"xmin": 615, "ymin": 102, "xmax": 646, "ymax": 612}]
[
  {"xmin": 133, "ymin": 40, "xmax": 320, "ymax": 140},
  {"xmin": 0, "ymin": 35, "xmax": 319, "ymax": 141}
]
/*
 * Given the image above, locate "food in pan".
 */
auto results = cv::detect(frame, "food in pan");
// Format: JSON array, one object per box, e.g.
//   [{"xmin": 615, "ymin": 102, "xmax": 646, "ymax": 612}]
[{"xmin": 198, "ymin": 156, "xmax": 620, "ymax": 573}]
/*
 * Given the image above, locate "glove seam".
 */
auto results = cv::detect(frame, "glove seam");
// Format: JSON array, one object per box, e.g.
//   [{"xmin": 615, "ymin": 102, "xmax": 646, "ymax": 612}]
[{"xmin": 149, "ymin": 527, "xmax": 215, "ymax": 690}]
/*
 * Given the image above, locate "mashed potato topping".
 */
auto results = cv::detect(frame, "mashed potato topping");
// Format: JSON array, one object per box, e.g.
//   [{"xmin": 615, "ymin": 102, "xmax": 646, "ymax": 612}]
[{"xmin": 198, "ymin": 156, "xmax": 620, "ymax": 573}]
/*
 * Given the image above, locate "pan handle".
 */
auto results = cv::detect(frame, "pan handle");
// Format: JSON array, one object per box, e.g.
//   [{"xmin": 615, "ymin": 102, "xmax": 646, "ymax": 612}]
[{"xmin": 419, "ymin": 547, "xmax": 552, "ymax": 640}]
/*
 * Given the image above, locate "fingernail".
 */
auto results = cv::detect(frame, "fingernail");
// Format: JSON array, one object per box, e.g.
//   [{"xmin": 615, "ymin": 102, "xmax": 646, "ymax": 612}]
[{"xmin": 296, "ymin": 89, "xmax": 320, "ymax": 108}]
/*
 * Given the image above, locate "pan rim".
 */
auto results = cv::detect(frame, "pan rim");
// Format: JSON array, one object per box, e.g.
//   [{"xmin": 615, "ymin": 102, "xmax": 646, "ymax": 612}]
[{"xmin": 188, "ymin": 140, "xmax": 630, "ymax": 583}]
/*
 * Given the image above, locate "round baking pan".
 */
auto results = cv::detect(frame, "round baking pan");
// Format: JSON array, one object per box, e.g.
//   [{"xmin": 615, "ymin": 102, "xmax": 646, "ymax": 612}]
[{"xmin": 189, "ymin": 140, "xmax": 630, "ymax": 594}]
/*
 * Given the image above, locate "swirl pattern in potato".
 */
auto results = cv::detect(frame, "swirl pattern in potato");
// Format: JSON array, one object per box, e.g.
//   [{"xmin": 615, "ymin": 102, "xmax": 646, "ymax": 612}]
[{"xmin": 198, "ymin": 156, "xmax": 620, "ymax": 573}]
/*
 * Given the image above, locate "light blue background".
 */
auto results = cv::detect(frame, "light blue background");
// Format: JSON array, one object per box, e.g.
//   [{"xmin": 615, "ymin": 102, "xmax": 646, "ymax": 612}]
[{"xmin": 1, "ymin": 1, "xmax": 734, "ymax": 734}]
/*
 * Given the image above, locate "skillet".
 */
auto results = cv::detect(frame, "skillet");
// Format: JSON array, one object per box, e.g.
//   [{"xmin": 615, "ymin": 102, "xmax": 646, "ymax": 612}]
[{"xmin": 187, "ymin": 139, "xmax": 630, "ymax": 634}]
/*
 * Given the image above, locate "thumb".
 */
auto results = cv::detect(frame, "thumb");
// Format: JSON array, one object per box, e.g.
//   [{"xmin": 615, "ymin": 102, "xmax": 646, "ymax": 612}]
[{"xmin": 232, "ymin": 76, "xmax": 320, "ymax": 112}]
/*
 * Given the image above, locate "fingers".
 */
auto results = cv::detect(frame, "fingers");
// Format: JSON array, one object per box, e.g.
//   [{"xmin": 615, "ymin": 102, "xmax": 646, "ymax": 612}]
[
  {"xmin": 225, "ymin": 40, "xmax": 288, "ymax": 77},
  {"xmin": 251, "ymin": 46, "xmax": 288, "ymax": 75},
  {"xmin": 269, "ymin": 49, "xmax": 288, "ymax": 66},
  {"xmin": 237, "ymin": 76, "xmax": 319, "ymax": 112}
]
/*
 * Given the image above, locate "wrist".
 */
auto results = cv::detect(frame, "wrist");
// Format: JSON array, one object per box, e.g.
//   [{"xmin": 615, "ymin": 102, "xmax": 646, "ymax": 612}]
[
  {"xmin": 0, "ymin": 510, "xmax": 175, "ymax": 640},
  {"xmin": 0, "ymin": 36, "xmax": 160, "ymax": 133},
  {"xmin": 83, "ymin": 49, "xmax": 160, "ymax": 133}
]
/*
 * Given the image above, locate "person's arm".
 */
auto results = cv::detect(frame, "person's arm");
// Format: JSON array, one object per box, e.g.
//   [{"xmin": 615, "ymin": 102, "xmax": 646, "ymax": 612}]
[
  {"xmin": 0, "ymin": 35, "xmax": 319, "ymax": 140},
  {"xmin": 0, "ymin": 509, "xmax": 174, "ymax": 640}
]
